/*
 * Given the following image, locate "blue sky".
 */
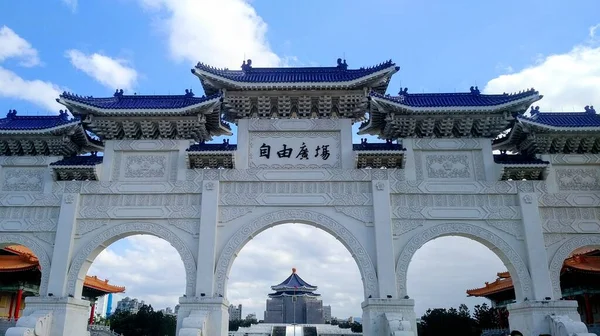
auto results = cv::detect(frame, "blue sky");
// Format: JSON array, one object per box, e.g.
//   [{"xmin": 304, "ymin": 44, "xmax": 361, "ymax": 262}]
[{"xmin": 2, "ymin": 0, "xmax": 600, "ymax": 320}]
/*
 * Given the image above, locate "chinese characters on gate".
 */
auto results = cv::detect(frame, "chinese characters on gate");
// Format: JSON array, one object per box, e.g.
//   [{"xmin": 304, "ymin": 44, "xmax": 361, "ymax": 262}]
[{"xmin": 260, "ymin": 143, "xmax": 330, "ymax": 160}]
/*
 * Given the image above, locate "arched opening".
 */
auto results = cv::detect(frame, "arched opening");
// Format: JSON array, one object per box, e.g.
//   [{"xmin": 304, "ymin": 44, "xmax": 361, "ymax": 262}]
[
  {"xmin": 549, "ymin": 237, "xmax": 600, "ymax": 330},
  {"xmin": 406, "ymin": 237, "xmax": 510, "ymax": 334},
  {"xmin": 397, "ymin": 224, "xmax": 533, "ymax": 335},
  {"xmin": 217, "ymin": 210, "xmax": 373, "ymax": 335},
  {"xmin": 0, "ymin": 240, "xmax": 49, "ymax": 326},
  {"xmin": 66, "ymin": 222, "xmax": 195, "ymax": 334}
]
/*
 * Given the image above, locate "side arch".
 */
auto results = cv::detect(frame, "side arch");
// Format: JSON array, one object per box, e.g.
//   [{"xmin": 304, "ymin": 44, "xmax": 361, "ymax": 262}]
[
  {"xmin": 214, "ymin": 209, "xmax": 378, "ymax": 299},
  {"xmin": 395, "ymin": 223, "xmax": 533, "ymax": 302},
  {"xmin": 0, "ymin": 234, "xmax": 51, "ymax": 296},
  {"xmin": 549, "ymin": 235, "xmax": 600, "ymax": 299},
  {"xmin": 66, "ymin": 222, "xmax": 197, "ymax": 298}
]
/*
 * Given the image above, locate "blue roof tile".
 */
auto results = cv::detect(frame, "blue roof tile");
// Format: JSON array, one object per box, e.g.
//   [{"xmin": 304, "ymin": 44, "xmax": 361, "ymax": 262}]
[
  {"xmin": 518, "ymin": 106, "xmax": 600, "ymax": 128},
  {"xmin": 194, "ymin": 59, "xmax": 398, "ymax": 84},
  {"xmin": 0, "ymin": 110, "xmax": 80, "ymax": 131},
  {"xmin": 370, "ymin": 87, "xmax": 540, "ymax": 108},
  {"xmin": 50, "ymin": 155, "xmax": 103, "ymax": 166},
  {"xmin": 59, "ymin": 89, "xmax": 221, "ymax": 110},
  {"xmin": 493, "ymin": 154, "xmax": 549, "ymax": 165},
  {"xmin": 353, "ymin": 139, "xmax": 404, "ymax": 151},
  {"xmin": 272, "ymin": 269, "xmax": 317, "ymax": 290},
  {"xmin": 187, "ymin": 140, "xmax": 236, "ymax": 152}
]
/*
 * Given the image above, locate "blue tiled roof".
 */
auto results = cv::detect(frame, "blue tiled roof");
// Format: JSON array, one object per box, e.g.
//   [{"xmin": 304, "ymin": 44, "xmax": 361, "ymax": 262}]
[
  {"xmin": 50, "ymin": 155, "xmax": 104, "ymax": 166},
  {"xmin": 187, "ymin": 140, "xmax": 237, "ymax": 152},
  {"xmin": 370, "ymin": 87, "xmax": 540, "ymax": 108},
  {"xmin": 268, "ymin": 291, "xmax": 321, "ymax": 297},
  {"xmin": 0, "ymin": 110, "xmax": 80, "ymax": 131},
  {"xmin": 493, "ymin": 154, "xmax": 549, "ymax": 165},
  {"xmin": 59, "ymin": 89, "xmax": 221, "ymax": 110},
  {"xmin": 193, "ymin": 59, "xmax": 398, "ymax": 84},
  {"xmin": 353, "ymin": 140, "xmax": 403, "ymax": 151},
  {"xmin": 518, "ymin": 106, "xmax": 600, "ymax": 128},
  {"xmin": 272, "ymin": 270, "xmax": 317, "ymax": 290}
]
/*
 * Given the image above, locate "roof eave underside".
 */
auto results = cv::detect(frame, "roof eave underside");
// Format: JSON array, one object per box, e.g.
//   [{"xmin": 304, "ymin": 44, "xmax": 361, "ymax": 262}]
[
  {"xmin": 0, "ymin": 120, "xmax": 83, "ymax": 135},
  {"xmin": 192, "ymin": 65, "xmax": 399, "ymax": 95},
  {"xmin": 58, "ymin": 96, "xmax": 222, "ymax": 116}
]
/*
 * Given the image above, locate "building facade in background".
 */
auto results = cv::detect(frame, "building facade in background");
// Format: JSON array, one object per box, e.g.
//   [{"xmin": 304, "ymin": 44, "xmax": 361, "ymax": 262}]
[
  {"xmin": 228, "ymin": 304, "xmax": 242, "ymax": 321},
  {"xmin": 115, "ymin": 297, "xmax": 145, "ymax": 314}
]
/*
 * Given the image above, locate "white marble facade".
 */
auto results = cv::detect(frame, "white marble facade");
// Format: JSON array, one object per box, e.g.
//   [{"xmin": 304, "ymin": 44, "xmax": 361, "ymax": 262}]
[{"xmin": 1, "ymin": 118, "xmax": 599, "ymax": 335}]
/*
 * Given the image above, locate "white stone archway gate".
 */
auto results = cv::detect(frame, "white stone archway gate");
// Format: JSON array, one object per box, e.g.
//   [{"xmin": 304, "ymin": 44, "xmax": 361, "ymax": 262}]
[{"xmin": 1, "ymin": 58, "xmax": 599, "ymax": 335}]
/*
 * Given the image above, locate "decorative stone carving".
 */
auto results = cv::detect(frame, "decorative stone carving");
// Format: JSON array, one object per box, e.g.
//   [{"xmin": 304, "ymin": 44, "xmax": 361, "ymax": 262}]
[
  {"xmin": 248, "ymin": 118, "xmax": 341, "ymax": 131},
  {"xmin": 218, "ymin": 207, "xmax": 254, "ymax": 224},
  {"xmin": 549, "ymin": 235, "xmax": 600, "ymax": 298},
  {"xmin": 335, "ymin": 207, "xmax": 374, "ymax": 225},
  {"xmin": 214, "ymin": 210, "xmax": 378, "ymax": 298},
  {"xmin": 63, "ymin": 194, "xmax": 75, "ymax": 204},
  {"xmin": 555, "ymin": 168, "xmax": 600, "ymax": 191},
  {"xmin": 80, "ymin": 181, "xmax": 202, "ymax": 194},
  {"xmin": 413, "ymin": 139, "xmax": 482, "ymax": 150},
  {"xmin": 550, "ymin": 154, "xmax": 600, "ymax": 164},
  {"xmin": 0, "ymin": 234, "xmax": 51, "ymax": 295},
  {"xmin": 392, "ymin": 219, "xmax": 425, "ymax": 237},
  {"xmin": 0, "ymin": 207, "xmax": 59, "ymax": 231},
  {"xmin": 393, "ymin": 206, "xmax": 520, "ymax": 220},
  {"xmin": 204, "ymin": 182, "xmax": 215, "ymax": 191},
  {"xmin": 113, "ymin": 139, "xmax": 184, "ymax": 151},
  {"xmin": 390, "ymin": 180, "xmax": 548, "ymax": 194},
  {"xmin": 391, "ymin": 194, "xmax": 518, "ymax": 207},
  {"xmin": 168, "ymin": 219, "xmax": 199, "ymax": 236},
  {"xmin": 395, "ymin": 223, "xmax": 532, "ymax": 301},
  {"xmin": 76, "ymin": 220, "xmax": 109, "ymax": 235},
  {"xmin": 220, "ymin": 181, "xmax": 372, "ymax": 194},
  {"xmin": 80, "ymin": 194, "xmax": 201, "ymax": 207},
  {"xmin": 32, "ymin": 232, "xmax": 56, "ymax": 246},
  {"xmin": 0, "ymin": 156, "xmax": 52, "ymax": 166},
  {"xmin": 5, "ymin": 309, "xmax": 53, "ymax": 336},
  {"xmin": 425, "ymin": 154, "xmax": 471, "ymax": 179},
  {"xmin": 124, "ymin": 155, "xmax": 168, "ymax": 179},
  {"xmin": 485, "ymin": 220, "xmax": 524, "ymax": 240},
  {"xmin": 2, "ymin": 168, "xmax": 45, "ymax": 192},
  {"xmin": 66, "ymin": 222, "xmax": 197, "ymax": 297},
  {"xmin": 219, "ymin": 193, "xmax": 372, "ymax": 206},
  {"xmin": 110, "ymin": 152, "xmax": 122, "ymax": 181},
  {"xmin": 540, "ymin": 208, "xmax": 600, "ymax": 233},
  {"xmin": 0, "ymin": 193, "xmax": 61, "ymax": 206},
  {"xmin": 544, "ymin": 233, "xmax": 568, "ymax": 247},
  {"xmin": 78, "ymin": 206, "xmax": 201, "ymax": 219},
  {"xmin": 473, "ymin": 150, "xmax": 485, "ymax": 181},
  {"xmin": 522, "ymin": 195, "xmax": 533, "ymax": 204},
  {"xmin": 187, "ymin": 168, "xmax": 396, "ymax": 183},
  {"xmin": 539, "ymin": 193, "xmax": 600, "ymax": 207},
  {"xmin": 375, "ymin": 182, "xmax": 385, "ymax": 190}
]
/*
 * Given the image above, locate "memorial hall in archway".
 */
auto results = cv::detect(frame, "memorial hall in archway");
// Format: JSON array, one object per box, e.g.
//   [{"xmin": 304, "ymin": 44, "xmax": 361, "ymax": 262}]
[{"xmin": 0, "ymin": 57, "xmax": 599, "ymax": 336}]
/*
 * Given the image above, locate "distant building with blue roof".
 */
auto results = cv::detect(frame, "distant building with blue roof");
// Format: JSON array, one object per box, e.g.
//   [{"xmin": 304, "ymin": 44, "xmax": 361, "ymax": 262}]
[{"xmin": 264, "ymin": 268, "xmax": 328, "ymax": 324}]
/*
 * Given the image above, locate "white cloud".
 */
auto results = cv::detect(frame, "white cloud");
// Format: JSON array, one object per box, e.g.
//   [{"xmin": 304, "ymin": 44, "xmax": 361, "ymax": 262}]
[
  {"xmin": 87, "ymin": 227, "xmax": 505, "ymax": 320},
  {"xmin": 137, "ymin": 0, "xmax": 281, "ymax": 68},
  {"xmin": 0, "ymin": 26, "xmax": 41, "ymax": 67},
  {"xmin": 590, "ymin": 24, "xmax": 600, "ymax": 40},
  {"xmin": 61, "ymin": 0, "xmax": 78, "ymax": 13},
  {"xmin": 0, "ymin": 67, "xmax": 64, "ymax": 111},
  {"xmin": 485, "ymin": 29, "xmax": 600, "ymax": 112},
  {"xmin": 65, "ymin": 50, "xmax": 138, "ymax": 91}
]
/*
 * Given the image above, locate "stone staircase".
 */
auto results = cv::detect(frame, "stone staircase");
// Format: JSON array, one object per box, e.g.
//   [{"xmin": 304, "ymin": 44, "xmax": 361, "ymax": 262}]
[
  {"xmin": 0, "ymin": 319, "xmax": 16, "ymax": 336},
  {"xmin": 88, "ymin": 325, "xmax": 122, "ymax": 336}
]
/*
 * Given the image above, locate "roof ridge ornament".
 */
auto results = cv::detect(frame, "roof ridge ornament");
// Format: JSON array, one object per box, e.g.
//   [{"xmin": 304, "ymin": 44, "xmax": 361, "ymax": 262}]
[
  {"xmin": 113, "ymin": 89, "xmax": 124, "ymax": 98},
  {"xmin": 585, "ymin": 105, "xmax": 596, "ymax": 115},
  {"xmin": 470, "ymin": 86, "xmax": 480, "ymax": 95},
  {"xmin": 184, "ymin": 89, "xmax": 195, "ymax": 97},
  {"xmin": 530, "ymin": 105, "xmax": 540, "ymax": 117},
  {"xmin": 6, "ymin": 109, "xmax": 17, "ymax": 119},
  {"xmin": 58, "ymin": 110, "xmax": 70, "ymax": 121},
  {"xmin": 336, "ymin": 58, "xmax": 348, "ymax": 70},
  {"xmin": 241, "ymin": 59, "xmax": 253, "ymax": 71}
]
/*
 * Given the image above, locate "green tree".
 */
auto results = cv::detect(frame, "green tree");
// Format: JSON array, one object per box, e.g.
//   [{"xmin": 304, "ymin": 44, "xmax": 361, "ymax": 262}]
[
  {"xmin": 109, "ymin": 304, "xmax": 176, "ymax": 336},
  {"xmin": 418, "ymin": 305, "xmax": 478, "ymax": 336}
]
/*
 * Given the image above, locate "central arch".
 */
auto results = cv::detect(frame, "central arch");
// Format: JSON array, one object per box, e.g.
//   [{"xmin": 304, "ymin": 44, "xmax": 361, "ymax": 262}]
[
  {"xmin": 549, "ymin": 235, "xmax": 600, "ymax": 299},
  {"xmin": 0, "ymin": 234, "xmax": 51, "ymax": 296},
  {"xmin": 396, "ymin": 223, "xmax": 533, "ymax": 302},
  {"xmin": 214, "ymin": 209, "xmax": 378, "ymax": 299},
  {"xmin": 66, "ymin": 221, "xmax": 197, "ymax": 298}
]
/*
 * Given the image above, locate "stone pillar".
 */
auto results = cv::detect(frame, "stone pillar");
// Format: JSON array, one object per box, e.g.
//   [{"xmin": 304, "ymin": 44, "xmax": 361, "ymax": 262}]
[
  {"xmin": 47, "ymin": 193, "xmax": 80, "ymax": 297},
  {"xmin": 401, "ymin": 139, "xmax": 417, "ymax": 180},
  {"xmin": 176, "ymin": 297, "xmax": 229, "ymax": 336},
  {"xmin": 506, "ymin": 193, "xmax": 591, "ymax": 335},
  {"xmin": 371, "ymin": 180, "xmax": 398, "ymax": 299},
  {"xmin": 518, "ymin": 192, "xmax": 553, "ymax": 300},
  {"xmin": 361, "ymin": 298, "xmax": 417, "ymax": 336},
  {"xmin": 195, "ymin": 180, "xmax": 219, "ymax": 297}
]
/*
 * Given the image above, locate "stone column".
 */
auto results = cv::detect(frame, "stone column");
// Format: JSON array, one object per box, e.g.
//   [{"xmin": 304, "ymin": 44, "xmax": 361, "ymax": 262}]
[
  {"xmin": 371, "ymin": 180, "xmax": 397, "ymax": 298},
  {"xmin": 176, "ymin": 297, "xmax": 229, "ymax": 336},
  {"xmin": 361, "ymin": 298, "xmax": 417, "ymax": 336},
  {"xmin": 47, "ymin": 193, "xmax": 80, "ymax": 297},
  {"xmin": 507, "ymin": 192, "xmax": 588, "ymax": 335},
  {"xmin": 195, "ymin": 180, "xmax": 220, "ymax": 297}
]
